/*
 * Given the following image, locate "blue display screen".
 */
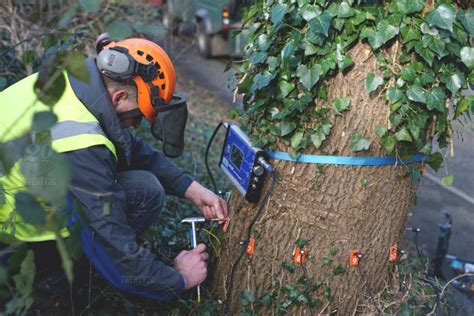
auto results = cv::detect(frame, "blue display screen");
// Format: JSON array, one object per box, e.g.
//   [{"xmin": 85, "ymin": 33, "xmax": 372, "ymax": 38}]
[{"xmin": 221, "ymin": 125, "xmax": 256, "ymax": 193}]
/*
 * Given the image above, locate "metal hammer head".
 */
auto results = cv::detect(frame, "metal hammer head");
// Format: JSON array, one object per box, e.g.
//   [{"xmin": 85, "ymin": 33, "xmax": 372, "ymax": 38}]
[{"xmin": 181, "ymin": 217, "xmax": 206, "ymax": 224}]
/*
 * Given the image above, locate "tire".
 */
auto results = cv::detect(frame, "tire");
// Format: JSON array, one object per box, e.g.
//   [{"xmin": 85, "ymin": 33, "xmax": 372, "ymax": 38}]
[
  {"xmin": 162, "ymin": 10, "xmax": 178, "ymax": 35},
  {"xmin": 196, "ymin": 22, "xmax": 212, "ymax": 58}
]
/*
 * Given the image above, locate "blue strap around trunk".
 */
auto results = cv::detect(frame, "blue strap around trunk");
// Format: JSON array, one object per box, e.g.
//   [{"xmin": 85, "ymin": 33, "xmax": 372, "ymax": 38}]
[{"xmin": 267, "ymin": 150, "xmax": 426, "ymax": 166}]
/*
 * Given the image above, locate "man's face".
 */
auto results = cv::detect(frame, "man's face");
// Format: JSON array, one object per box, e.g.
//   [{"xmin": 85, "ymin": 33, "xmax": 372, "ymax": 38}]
[{"xmin": 110, "ymin": 90, "xmax": 143, "ymax": 128}]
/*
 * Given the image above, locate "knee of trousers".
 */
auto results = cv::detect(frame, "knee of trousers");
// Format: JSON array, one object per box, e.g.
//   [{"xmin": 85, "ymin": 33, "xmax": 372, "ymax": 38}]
[{"xmin": 118, "ymin": 170, "xmax": 166, "ymax": 216}]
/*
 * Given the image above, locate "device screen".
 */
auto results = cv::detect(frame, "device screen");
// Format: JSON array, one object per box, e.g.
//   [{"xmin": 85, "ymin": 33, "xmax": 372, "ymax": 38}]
[{"xmin": 231, "ymin": 144, "xmax": 243, "ymax": 169}]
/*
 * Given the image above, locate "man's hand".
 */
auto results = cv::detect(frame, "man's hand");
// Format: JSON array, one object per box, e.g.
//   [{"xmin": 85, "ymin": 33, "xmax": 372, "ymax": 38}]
[
  {"xmin": 184, "ymin": 181, "xmax": 228, "ymax": 220},
  {"xmin": 174, "ymin": 243, "xmax": 209, "ymax": 290}
]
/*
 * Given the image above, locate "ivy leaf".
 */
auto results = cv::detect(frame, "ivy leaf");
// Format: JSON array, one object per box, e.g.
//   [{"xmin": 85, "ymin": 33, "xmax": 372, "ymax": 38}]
[
  {"xmin": 401, "ymin": 27, "xmax": 420, "ymax": 43},
  {"xmin": 363, "ymin": 21, "xmax": 399, "ymax": 50},
  {"xmin": 420, "ymin": 23, "xmax": 439, "ymax": 36},
  {"xmin": 427, "ymin": 152, "xmax": 443, "ymax": 171},
  {"xmin": 251, "ymin": 71, "xmax": 274, "ymax": 92},
  {"xmin": 266, "ymin": 56, "xmax": 279, "ymax": 72},
  {"xmin": 311, "ymin": 131, "xmax": 326, "ymax": 149},
  {"xmin": 388, "ymin": 0, "xmax": 424, "ymax": 15},
  {"xmin": 65, "ymin": 52, "xmax": 89, "ymax": 83},
  {"xmin": 364, "ymin": 72, "xmax": 384, "ymax": 93},
  {"xmin": 426, "ymin": 4, "xmax": 455, "ymax": 32},
  {"xmin": 407, "ymin": 85, "xmax": 426, "ymax": 103},
  {"xmin": 291, "ymin": 132, "xmax": 304, "ymax": 148},
  {"xmin": 338, "ymin": 55, "xmax": 353, "ymax": 72},
  {"xmin": 380, "ymin": 135, "xmax": 397, "ymax": 153},
  {"xmin": 442, "ymin": 175, "xmax": 454, "ymax": 186},
  {"xmin": 241, "ymin": 289, "xmax": 256, "ymax": 306},
  {"xmin": 280, "ymin": 121, "xmax": 297, "ymax": 136},
  {"xmin": 297, "ymin": 64, "xmax": 322, "ymax": 90},
  {"xmin": 15, "ymin": 192, "xmax": 46, "ymax": 226},
  {"xmin": 304, "ymin": 40, "xmax": 318, "ymax": 56},
  {"xmin": 414, "ymin": 43, "xmax": 435, "ymax": 66},
  {"xmin": 395, "ymin": 128, "xmax": 413, "ymax": 142},
  {"xmin": 458, "ymin": 9, "xmax": 474, "ymax": 36},
  {"xmin": 386, "ymin": 87, "xmax": 404, "ymax": 104},
  {"xmin": 282, "ymin": 261, "xmax": 295, "ymax": 273},
  {"xmin": 271, "ymin": 3, "xmax": 288, "ymax": 26},
  {"xmin": 281, "ymin": 41, "xmax": 296, "ymax": 68},
  {"xmin": 332, "ymin": 97, "xmax": 351, "ymax": 115},
  {"xmin": 422, "ymin": 34, "xmax": 447, "ymax": 58},
  {"xmin": 107, "ymin": 21, "xmax": 133, "ymax": 40},
  {"xmin": 278, "ymin": 80, "xmax": 295, "ymax": 98},
  {"xmin": 257, "ymin": 34, "xmax": 272, "ymax": 51},
  {"xmin": 460, "ymin": 47, "xmax": 474, "ymax": 69},
  {"xmin": 401, "ymin": 66, "xmax": 415, "ymax": 82},
  {"xmin": 133, "ymin": 22, "xmax": 166, "ymax": 37},
  {"xmin": 375, "ymin": 126, "xmax": 388, "ymax": 138},
  {"xmin": 455, "ymin": 96, "xmax": 474, "ymax": 117},
  {"xmin": 351, "ymin": 132, "xmax": 372, "ymax": 151},
  {"xmin": 446, "ymin": 73, "xmax": 464, "ymax": 96},
  {"xmin": 31, "ymin": 111, "xmax": 58, "ymax": 133},
  {"xmin": 338, "ymin": 2, "xmax": 354, "ymax": 18},
  {"xmin": 249, "ymin": 51, "xmax": 267, "ymax": 64},
  {"xmin": 301, "ymin": 4, "xmax": 321, "ymax": 22},
  {"xmin": 79, "ymin": 0, "xmax": 100, "ymax": 13},
  {"xmin": 58, "ymin": 3, "xmax": 78, "ymax": 28},
  {"xmin": 425, "ymin": 87, "xmax": 446, "ymax": 112},
  {"xmin": 308, "ymin": 11, "xmax": 332, "ymax": 37}
]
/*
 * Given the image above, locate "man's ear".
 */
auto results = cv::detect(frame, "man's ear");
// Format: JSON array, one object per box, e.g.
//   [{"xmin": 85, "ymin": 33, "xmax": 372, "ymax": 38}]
[{"xmin": 110, "ymin": 90, "xmax": 128, "ymax": 108}]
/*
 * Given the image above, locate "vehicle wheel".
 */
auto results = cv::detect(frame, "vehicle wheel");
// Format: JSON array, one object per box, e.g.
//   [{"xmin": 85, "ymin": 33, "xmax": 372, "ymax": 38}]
[
  {"xmin": 196, "ymin": 22, "xmax": 212, "ymax": 58},
  {"xmin": 163, "ymin": 10, "xmax": 178, "ymax": 35}
]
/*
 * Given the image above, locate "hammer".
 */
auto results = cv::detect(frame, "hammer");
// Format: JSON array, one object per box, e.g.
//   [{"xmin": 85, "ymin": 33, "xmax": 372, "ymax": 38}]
[{"xmin": 181, "ymin": 216, "xmax": 206, "ymax": 302}]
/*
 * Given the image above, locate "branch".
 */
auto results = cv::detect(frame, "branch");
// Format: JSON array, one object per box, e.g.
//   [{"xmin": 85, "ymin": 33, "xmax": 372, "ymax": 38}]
[
  {"xmin": 1, "ymin": 32, "xmax": 94, "ymax": 57},
  {"xmin": 427, "ymin": 273, "xmax": 474, "ymax": 315}
]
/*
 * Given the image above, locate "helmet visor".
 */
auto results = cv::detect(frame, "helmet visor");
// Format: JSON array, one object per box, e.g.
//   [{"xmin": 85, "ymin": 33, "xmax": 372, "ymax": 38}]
[{"xmin": 150, "ymin": 94, "xmax": 188, "ymax": 158}]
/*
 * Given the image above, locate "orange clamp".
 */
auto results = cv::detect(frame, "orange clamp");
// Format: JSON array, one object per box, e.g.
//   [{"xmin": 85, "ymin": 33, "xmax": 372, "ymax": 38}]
[
  {"xmin": 246, "ymin": 238, "xmax": 255, "ymax": 255},
  {"xmin": 350, "ymin": 250, "xmax": 361, "ymax": 266},
  {"xmin": 221, "ymin": 219, "xmax": 230, "ymax": 233},
  {"xmin": 293, "ymin": 247, "xmax": 308, "ymax": 265},
  {"xmin": 389, "ymin": 245, "xmax": 398, "ymax": 262}
]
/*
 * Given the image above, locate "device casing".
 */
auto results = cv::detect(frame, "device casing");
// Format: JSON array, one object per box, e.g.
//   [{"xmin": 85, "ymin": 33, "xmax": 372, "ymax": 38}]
[{"xmin": 219, "ymin": 124, "xmax": 268, "ymax": 203}]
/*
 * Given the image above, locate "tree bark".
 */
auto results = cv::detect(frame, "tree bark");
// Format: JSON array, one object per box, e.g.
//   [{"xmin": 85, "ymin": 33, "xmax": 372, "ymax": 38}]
[{"xmin": 211, "ymin": 41, "xmax": 419, "ymax": 315}]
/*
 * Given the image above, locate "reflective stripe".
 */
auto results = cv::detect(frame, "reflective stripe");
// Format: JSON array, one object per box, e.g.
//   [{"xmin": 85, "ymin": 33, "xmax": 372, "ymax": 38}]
[{"xmin": 51, "ymin": 121, "xmax": 106, "ymax": 141}]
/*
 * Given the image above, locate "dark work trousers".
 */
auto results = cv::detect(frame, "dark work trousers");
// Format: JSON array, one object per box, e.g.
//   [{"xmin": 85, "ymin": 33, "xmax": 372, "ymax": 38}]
[{"xmin": 27, "ymin": 170, "xmax": 167, "ymax": 313}]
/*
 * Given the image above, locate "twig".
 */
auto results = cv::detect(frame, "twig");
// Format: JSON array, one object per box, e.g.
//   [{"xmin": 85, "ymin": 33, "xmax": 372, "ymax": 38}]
[{"xmin": 427, "ymin": 273, "xmax": 474, "ymax": 315}]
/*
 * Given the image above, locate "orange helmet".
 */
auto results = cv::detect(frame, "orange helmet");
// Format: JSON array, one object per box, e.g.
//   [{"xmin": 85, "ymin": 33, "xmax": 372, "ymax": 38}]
[{"xmin": 96, "ymin": 35, "xmax": 176, "ymax": 122}]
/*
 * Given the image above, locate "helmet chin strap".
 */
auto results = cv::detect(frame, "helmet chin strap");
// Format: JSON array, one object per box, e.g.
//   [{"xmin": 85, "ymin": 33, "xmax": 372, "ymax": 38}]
[
  {"xmin": 117, "ymin": 101, "xmax": 185, "ymax": 122},
  {"xmin": 117, "ymin": 108, "xmax": 143, "ymax": 121}
]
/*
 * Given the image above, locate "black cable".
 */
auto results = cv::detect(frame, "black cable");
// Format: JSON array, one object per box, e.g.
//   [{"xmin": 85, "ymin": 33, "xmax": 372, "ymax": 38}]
[
  {"xmin": 421, "ymin": 277, "xmax": 441, "ymax": 315},
  {"xmin": 414, "ymin": 230, "xmax": 422, "ymax": 258},
  {"xmin": 204, "ymin": 122, "xmax": 223, "ymax": 194},
  {"xmin": 224, "ymin": 170, "xmax": 276, "ymax": 316},
  {"xmin": 396, "ymin": 250, "xmax": 407, "ymax": 292}
]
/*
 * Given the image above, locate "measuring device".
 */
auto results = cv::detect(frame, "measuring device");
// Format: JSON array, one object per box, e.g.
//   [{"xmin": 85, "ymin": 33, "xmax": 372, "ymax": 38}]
[{"xmin": 219, "ymin": 123, "xmax": 271, "ymax": 203}]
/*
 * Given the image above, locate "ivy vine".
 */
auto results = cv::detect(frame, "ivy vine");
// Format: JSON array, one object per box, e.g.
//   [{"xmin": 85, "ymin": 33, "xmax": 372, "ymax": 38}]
[{"xmin": 231, "ymin": 0, "xmax": 474, "ymax": 170}]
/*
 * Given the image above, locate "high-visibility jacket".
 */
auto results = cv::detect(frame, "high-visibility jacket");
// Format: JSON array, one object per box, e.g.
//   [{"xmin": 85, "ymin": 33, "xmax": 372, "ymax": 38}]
[{"xmin": 0, "ymin": 73, "xmax": 117, "ymax": 242}]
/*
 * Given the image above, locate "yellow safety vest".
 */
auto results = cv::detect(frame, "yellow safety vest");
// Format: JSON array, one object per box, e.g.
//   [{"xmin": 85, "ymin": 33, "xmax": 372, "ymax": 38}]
[{"xmin": 0, "ymin": 73, "xmax": 117, "ymax": 242}]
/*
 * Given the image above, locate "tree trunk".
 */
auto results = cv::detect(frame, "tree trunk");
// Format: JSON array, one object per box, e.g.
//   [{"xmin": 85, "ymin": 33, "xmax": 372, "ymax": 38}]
[{"xmin": 211, "ymin": 42, "xmax": 419, "ymax": 315}]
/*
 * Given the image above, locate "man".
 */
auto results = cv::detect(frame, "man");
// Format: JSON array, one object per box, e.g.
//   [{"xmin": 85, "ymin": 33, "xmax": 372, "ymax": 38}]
[{"xmin": 0, "ymin": 37, "xmax": 228, "ymax": 301}]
